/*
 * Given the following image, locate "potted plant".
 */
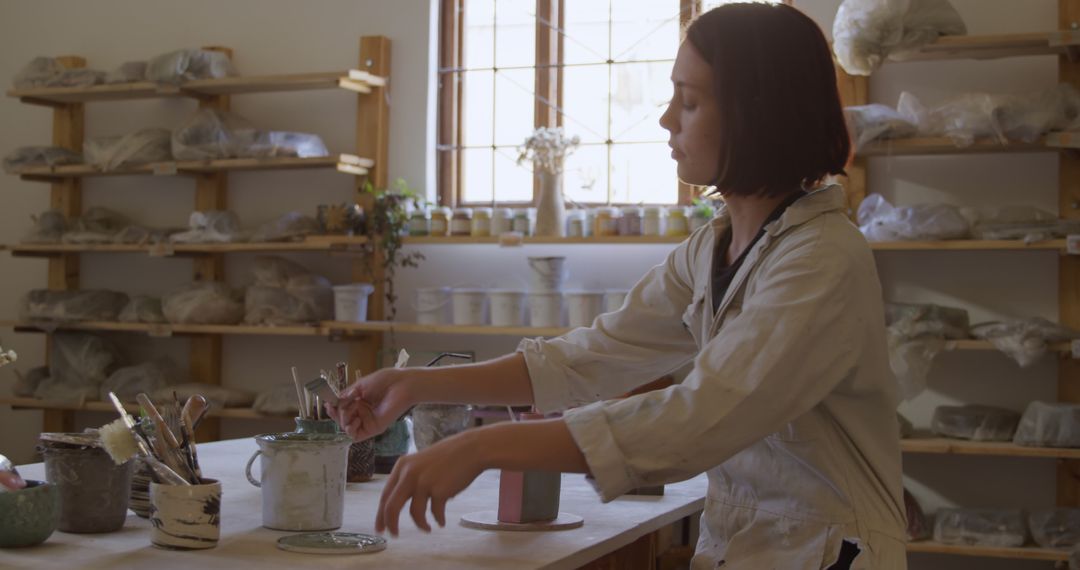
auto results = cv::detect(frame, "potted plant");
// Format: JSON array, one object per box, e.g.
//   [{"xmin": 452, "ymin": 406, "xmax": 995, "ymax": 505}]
[{"xmin": 359, "ymin": 179, "xmax": 426, "ymax": 322}]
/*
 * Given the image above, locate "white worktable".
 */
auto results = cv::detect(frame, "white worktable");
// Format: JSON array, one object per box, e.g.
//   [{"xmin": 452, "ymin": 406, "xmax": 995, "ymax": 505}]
[{"xmin": 3, "ymin": 437, "xmax": 706, "ymax": 569}]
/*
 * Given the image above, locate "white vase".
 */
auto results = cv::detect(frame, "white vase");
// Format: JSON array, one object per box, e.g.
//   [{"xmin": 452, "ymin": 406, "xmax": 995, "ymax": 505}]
[{"xmin": 535, "ymin": 169, "xmax": 566, "ymax": 237}]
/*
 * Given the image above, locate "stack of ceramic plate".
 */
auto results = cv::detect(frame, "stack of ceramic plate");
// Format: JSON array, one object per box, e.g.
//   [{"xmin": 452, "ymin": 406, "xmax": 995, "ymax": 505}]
[{"xmin": 129, "ymin": 459, "xmax": 153, "ymax": 517}]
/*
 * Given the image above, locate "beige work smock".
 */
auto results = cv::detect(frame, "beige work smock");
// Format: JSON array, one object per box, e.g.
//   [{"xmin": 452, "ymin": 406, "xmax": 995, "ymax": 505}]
[{"xmin": 518, "ymin": 185, "xmax": 907, "ymax": 569}]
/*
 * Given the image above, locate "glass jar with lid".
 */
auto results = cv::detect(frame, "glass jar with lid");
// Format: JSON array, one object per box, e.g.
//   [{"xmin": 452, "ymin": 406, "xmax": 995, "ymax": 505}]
[
  {"xmin": 566, "ymin": 210, "xmax": 588, "ymax": 238},
  {"xmin": 642, "ymin": 207, "xmax": 666, "ymax": 237},
  {"xmin": 451, "ymin": 208, "xmax": 473, "ymax": 236},
  {"xmin": 512, "ymin": 208, "xmax": 534, "ymax": 236},
  {"xmin": 407, "ymin": 207, "xmax": 430, "ymax": 236},
  {"xmin": 430, "ymin": 206, "xmax": 452, "ymax": 237},
  {"xmin": 471, "ymin": 207, "xmax": 493, "ymax": 237},
  {"xmin": 491, "ymin": 207, "xmax": 514, "ymax": 236},
  {"xmin": 618, "ymin": 206, "xmax": 644, "ymax": 236},
  {"xmin": 667, "ymin": 207, "xmax": 690, "ymax": 237},
  {"xmin": 593, "ymin": 207, "xmax": 619, "ymax": 237}
]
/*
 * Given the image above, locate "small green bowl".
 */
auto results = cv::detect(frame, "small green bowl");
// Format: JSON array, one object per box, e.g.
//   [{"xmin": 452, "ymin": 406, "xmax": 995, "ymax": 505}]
[{"xmin": 0, "ymin": 480, "xmax": 59, "ymax": 548}]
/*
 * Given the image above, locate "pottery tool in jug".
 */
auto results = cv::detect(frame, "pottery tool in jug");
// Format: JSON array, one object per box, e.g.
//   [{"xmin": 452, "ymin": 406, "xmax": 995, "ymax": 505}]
[{"xmin": 98, "ymin": 392, "xmax": 209, "ymax": 486}]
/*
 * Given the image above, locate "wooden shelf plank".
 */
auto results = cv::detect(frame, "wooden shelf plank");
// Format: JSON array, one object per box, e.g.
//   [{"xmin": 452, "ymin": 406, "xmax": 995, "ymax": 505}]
[
  {"xmin": 0, "ymin": 320, "xmax": 325, "ymax": 337},
  {"xmin": 9, "ymin": 153, "xmax": 372, "ymax": 181},
  {"xmin": 906, "ymin": 541, "xmax": 1070, "ymax": 561},
  {"xmin": 889, "ymin": 31, "xmax": 1080, "ymax": 63},
  {"xmin": 6, "ymin": 69, "xmax": 387, "ymax": 105},
  {"xmin": 3, "ymin": 240, "xmax": 368, "ymax": 257},
  {"xmin": 857, "ymin": 136, "xmax": 1051, "ymax": 157},
  {"xmin": 901, "ymin": 437, "xmax": 1080, "ymax": 459},
  {"xmin": 0, "ymin": 396, "xmax": 291, "ymax": 420},
  {"xmin": 401, "ymin": 235, "xmax": 688, "ymax": 245},
  {"xmin": 323, "ymin": 320, "xmax": 572, "ymax": 337},
  {"xmin": 870, "ymin": 239, "xmax": 1067, "ymax": 251}
]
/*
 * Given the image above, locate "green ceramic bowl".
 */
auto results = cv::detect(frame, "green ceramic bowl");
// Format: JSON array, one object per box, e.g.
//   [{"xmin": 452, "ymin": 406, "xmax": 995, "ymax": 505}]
[{"xmin": 0, "ymin": 480, "xmax": 59, "ymax": 548}]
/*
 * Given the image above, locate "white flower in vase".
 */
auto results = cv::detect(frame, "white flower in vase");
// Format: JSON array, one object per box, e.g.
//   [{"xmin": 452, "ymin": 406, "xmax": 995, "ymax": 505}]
[
  {"xmin": 517, "ymin": 127, "xmax": 581, "ymax": 237},
  {"xmin": 0, "ymin": 346, "xmax": 16, "ymax": 368}
]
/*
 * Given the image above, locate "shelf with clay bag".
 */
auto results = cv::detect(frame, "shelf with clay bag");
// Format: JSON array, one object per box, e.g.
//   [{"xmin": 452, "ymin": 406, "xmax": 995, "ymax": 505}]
[
  {"xmin": 855, "ymin": 135, "xmax": 1053, "ymax": 157},
  {"xmin": 889, "ymin": 31, "xmax": 1080, "ymax": 63},
  {"xmin": 905, "ymin": 541, "xmax": 1070, "ymax": 562},
  {"xmin": 0, "ymin": 396, "xmax": 290, "ymax": 421},
  {"xmin": 322, "ymin": 320, "xmax": 572, "ymax": 338},
  {"xmin": 900, "ymin": 437, "xmax": 1080, "ymax": 459},
  {"xmin": 0, "ymin": 238, "xmax": 371, "ymax": 257},
  {"xmin": 6, "ymin": 69, "xmax": 386, "ymax": 106},
  {"xmin": 0, "ymin": 320, "xmax": 326, "ymax": 337},
  {"xmin": 8, "ymin": 153, "xmax": 373, "ymax": 182}
]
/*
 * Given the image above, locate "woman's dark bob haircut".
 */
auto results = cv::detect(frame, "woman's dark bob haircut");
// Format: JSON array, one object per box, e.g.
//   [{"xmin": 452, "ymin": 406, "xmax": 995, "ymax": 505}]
[{"xmin": 686, "ymin": 3, "xmax": 850, "ymax": 197}]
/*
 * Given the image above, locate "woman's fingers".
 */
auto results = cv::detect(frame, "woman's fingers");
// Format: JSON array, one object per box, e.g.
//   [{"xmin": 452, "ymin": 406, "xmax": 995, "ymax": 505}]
[
  {"xmin": 375, "ymin": 465, "xmax": 400, "ymax": 533},
  {"xmin": 380, "ymin": 468, "xmax": 412, "ymax": 536},
  {"xmin": 430, "ymin": 495, "xmax": 448, "ymax": 528},
  {"xmin": 409, "ymin": 487, "xmax": 432, "ymax": 533}
]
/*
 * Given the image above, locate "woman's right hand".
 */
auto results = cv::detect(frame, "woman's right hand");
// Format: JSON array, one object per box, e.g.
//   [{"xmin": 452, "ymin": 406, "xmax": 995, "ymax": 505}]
[{"xmin": 327, "ymin": 368, "xmax": 416, "ymax": 442}]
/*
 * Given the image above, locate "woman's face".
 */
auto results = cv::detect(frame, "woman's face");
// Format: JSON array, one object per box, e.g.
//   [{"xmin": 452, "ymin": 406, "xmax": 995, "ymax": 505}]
[{"xmin": 659, "ymin": 42, "xmax": 722, "ymax": 186}]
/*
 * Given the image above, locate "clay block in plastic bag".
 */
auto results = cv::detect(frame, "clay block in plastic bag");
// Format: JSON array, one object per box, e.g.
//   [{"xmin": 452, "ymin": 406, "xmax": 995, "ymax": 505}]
[
  {"xmin": 898, "ymin": 414, "xmax": 915, "ymax": 438},
  {"xmin": 146, "ymin": 49, "xmax": 236, "ymax": 84},
  {"xmin": 20, "ymin": 289, "xmax": 129, "ymax": 322},
  {"xmin": 100, "ymin": 358, "xmax": 183, "ymax": 403},
  {"xmin": 858, "ymin": 194, "xmax": 970, "ymax": 242},
  {"xmin": 113, "ymin": 225, "xmax": 175, "ymax": 245},
  {"xmin": 13, "ymin": 57, "xmax": 64, "ymax": 88},
  {"xmin": 971, "ymin": 318, "xmax": 1080, "ymax": 368},
  {"xmin": 105, "ymin": 61, "xmax": 147, "ymax": 84},
  {"xmin": 832, "ymin": 0, "xmax": 967, "ymax": 76},
  {"xmin": 886, "ymin": 302, "xmax": 970, "ymax": 339},
  {"xmin": 3, "ymin": 146, "xmax": 82, "ymax": 172},
  {"xmin": 905, "ymin": 489, "xmax": 930, "ymax": 541},
  {"xmin": 885, "ymin": 301, "xmax": 970, "ymax": 399},
  {"xmin": 168, "ymin": 211, "xmax": 245, "ymax": 243},
  {"xmin": 900, "ymin": 91, "xmax": 1001, "ymax": 147},
  {"xmin": 845, "ymin": 104, "xmax": 918, "ymax": 149},
  {"xmin": 931, "ymin": 405, "xmax": 1020, "ymax": 441},
  {"xmin": 239, "ymin": 131, "xmax": 328, "ymax": 159},
  {"xmin": 153, "ymin": 383, "xmax": 255, "ymax": 409},
  {"xmin": 62, "ymin": 207, "xmax": 132, "ymax": 244},
  {"xmin": 1029, "ymin": 508, "xmax": 1080, "ymax": 548},
  {"xmin": 1014, "ymin": 401, "xmax": 1080, "ymax": 448},
  {"xmin": 244, "ymin": 256, "xmax": 333, "ymax": 325},
  {"xmin": 84, "ymin": 128, "xmax": 172, "ymax": 171},
  {"xmin": 933, "ymin": 508, "xmax": 1027, "ymax": 547},
  {"xmin": 171, "ymin": 109, "xmax": 256, "ymax": 160},
  {"xmin": 162, "ymin": 282, "xmax": 244, "ymax": 325},
  {"xmin": 253, "ymin": 385, "xmax": 300, "ymax": 415},
  {"xmin": 37, "ymin": 333, "xmax": 123, "ymax": 401},
  {"xmin": 118, "ymin": 296, "xmax": 166, "ymax": 324},
  {"xmin": 22, "ymin": 210, "xmax": 67, "ymax": 244},
  {"xmin": 250, "ymin": 212, "xmax": 321, "ymax": 243},
  {"xmin": 13, "ymin": 366, "xmax": 49, "ymax": 398},
  {"xmin": 250, "ymin": 256, "xmax": 315, "ymax": 288}
]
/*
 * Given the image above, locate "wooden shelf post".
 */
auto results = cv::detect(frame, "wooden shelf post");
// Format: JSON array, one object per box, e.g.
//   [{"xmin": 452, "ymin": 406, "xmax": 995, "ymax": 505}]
[
  {"xmin": 1060, "ymin": 0, "xmax": 1080, "ymax": 508},
  {"xmin": 835, "ymin": 66, "xmax": 869, "ymax": 218}
]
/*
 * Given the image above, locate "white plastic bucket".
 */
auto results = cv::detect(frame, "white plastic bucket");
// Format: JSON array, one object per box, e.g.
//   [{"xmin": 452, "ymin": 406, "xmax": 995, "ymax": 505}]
[
  {"xmin": 451, "ymin": 289, "xmax": 488, "ymax": 325},
  {"xmin": 414, "ymin": 287, "xmax": 451, "ymax": 325},
  {"xmin": 604, "ymin": 290, "xmax": 629, "ymax": 314},
  {"xmin": 489, "ymin": 290, "xmax": 527, "ymax": 327},
  {"xmin": 332, "ymin": 283, "xmax": 375, "ymax": 322},
  {"xmin": 527, "ymin": 256, "xmax": 567, "ymax": 292},
  {"xmin": 566, "ymin": 291, "xmax": 604, "ymax": 328},
  {"xmin": 529, "ymin": 292, "xmax": 563, "ymax": 328}
]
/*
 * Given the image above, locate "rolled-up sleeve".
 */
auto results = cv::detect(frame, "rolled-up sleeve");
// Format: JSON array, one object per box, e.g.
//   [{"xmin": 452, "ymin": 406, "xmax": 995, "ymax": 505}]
[
  {"xmin": 518, "ymin": 234, "xmax": 702, "ymax": 413},
  {"xmin": 563, "ymin": 241, "xmax": 864, "ymax": 501}
]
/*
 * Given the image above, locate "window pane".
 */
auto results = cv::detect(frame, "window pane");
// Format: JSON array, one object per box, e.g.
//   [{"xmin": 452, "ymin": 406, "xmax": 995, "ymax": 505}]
[
  {"xmin": 493, "ymin": 146, "xmax": 534, "ymax": 202},
  {"xmin": 610, "ymin": 143, "xmax": 677, "ymax": 204},
  {"xmin": 702, "ymin": 0, "xmax": 781, "ymax": 11},
  {"xmin": 462, "ymin": 70, "xmax": 494, "ymax": 147},
  {"xmin": 561, "ymin": 64, "xmax": 608, "ymax": 144},
  {"xmin": 464, "ymin": 0, "xmax": 494, "ymax": 69},
  {"xmin": 461, "ymin": 147, "xmax": 494, "ymax": 203},
  {"xmin": 493, "ymin": 68, "xmax": 535, "ymax": 147},
  {"xmin": 611, "ymin": 2, "xmax": 679, "ymax": 63},
  {"xmin": 563, "ymin": 143, "xmax": 609, "ymax": 204},
  {"xmin": 494, "ymin": 0, "xmax": 536, "ymax": 68},
  {"xmin": 563, "ymin": 0, "xmax": 610, "ymax": 65},
  {"xmin": 610, "ymin": 61, "xmax": 671, "ymax": 143}
]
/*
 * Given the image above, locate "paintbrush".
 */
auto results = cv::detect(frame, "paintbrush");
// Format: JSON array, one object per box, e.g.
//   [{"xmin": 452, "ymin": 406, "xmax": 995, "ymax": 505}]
[
  {"xmin": 181, "ymin": 396, "xmax": 206, "ymax": 480},
  {"xmin": 137, "ymin": 393, "xmax": 197, "ymax": 483},
  {"xmin": 291, "ymin": 366, "xmax": 307, "ymax": 420},
  {"xmin": 100, "ymin": 393, "xmax": 189, "ymax": 485}
]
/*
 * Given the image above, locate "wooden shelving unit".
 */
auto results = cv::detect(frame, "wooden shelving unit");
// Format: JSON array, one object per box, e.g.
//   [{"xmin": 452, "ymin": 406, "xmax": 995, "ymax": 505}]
[
  {"xmin": 3, "ymin": 38, "xmax": 392, "ymax": 443},
  {"xmin": 836, "ymin": 16, "xmax": 1080, "ymax": 565},
  {"xmin": 0, "ymin": 396, "xmax": 291, "ymax": 420}
]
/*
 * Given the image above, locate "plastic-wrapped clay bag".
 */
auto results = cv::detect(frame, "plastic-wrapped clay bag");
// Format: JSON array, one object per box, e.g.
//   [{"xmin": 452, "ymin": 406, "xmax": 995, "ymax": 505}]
[
  {"xmin": 239, "ymin": 131, "xmax": 329, "ymax": 159},
  {"xmin": 100, "ymin": 358, "xmax": 183, "ymax": 403},
  {"xmin": 898, "ymin": 91, "xmax": 1002, "ymax": 147},
  {"xmin": 933, "ymin": 508, "xmax": 1027, "ymax": 547},
  {"xmin": 1028, "ymin": 508, "xmax": 1080, "ymax": 549},
  {"xmin": 244, "ymin": 256, "xmax": 333, "ymax": 325},
  {"xmin": 105, "ymin": 61, "xmax": 147, "ymax": 84},
  {"xmin": 885, "ymin": 301, "xmax": 969, "ymax": 399},
  {"xmin": 113, "ymin": 225, "xmax": 176, "ymax": 245},
  {"xmin": 22, "ymin": 210, "xmax": 67, "ymax": 244},
  {"xmin": 931, "ymin": 405, "xmax": 1020, "ymax": 441},
  {"xmin": 904, "ymin": 489, "xmax": 930, "ymax": 541},
  {"xmin": 35, "ymin": 333, "xmax": 123, "ymax": 402},
  {"xmin": 250, "ymin": 256, "xmax": 315, "ymax": 288},
  {"xmin": 162, "ymin": 282, "xmax": 244, "ymax": 325},
  {"xmin": 844, "ymin": 104, "xmax": 918, "ymax": 149},
  {"xmin": 886, "ymin": 302, "xmax": 970, "ymax": 339},
  {"xmin": 154, "ymin": 383, "xmax": 255, "ymax": 409},
  {"xmin": 84, "ymin": 128, "xmax": 172, "ymax": 171},
  {"xmin": 13, "ymin": 366, "xmax": 49, "ymax": 398},
  {"xmin": 249, "ymin": 212, "xmax": 321, "ymax": 242},
  {"xmin": 20, "ymin": 289, "xmax": 129, "ymax": 323},
  {"xmin": 3, "ymin": 146, "xmax": 82, "ymax": 172},
  {"xmin": 412, "ymin": 404, "xmax": 473, "ymax": 451},
  {"xmin": 171, "ymin": 109, "xmax": 256, "ymax": 161},
  {"xmin": 169, "ymin": 211, "xmax": 245, "ymax": 243},
  {"xmin": 994, "ymin": 84, "xmax": 1080, "ymax": 143},
  {"xmin": 63, "ymin": 207, "xmax": 131, "ymax": 244},
  {"xmin": 971, "ymin": 318, "xmax": 1080, "ymax": 368},
  {"xmin": 965, "ymin": 205, "xmax": 1062, "ymax": 243},
  {"xmin": 13, "ymin": 57, "xmax": 64, "ymax": 88},
  {"xmin": 1013, "ymin": 401, "xmax": 1080, "ymax": 448},
  {"xmin": 832, "ymin": 0, "xmax": 967, "ymax": 76},
  {"xmin": 857, "ymin": 194, "xmax": 970, "ymax": 242},
  {"xmin": 118, "ymin": 295, "xmax": 166, "ymax": 324},
  {"xmin": 897, "ymin": 413, "xmax": 915, "ymax": 438},
  {"xmin": 253, "ymin": 385, "xmax": 300, "ymax": 415},
  {"xmin": 146, "ymin": 48, "xmax": 237, "ymax": 84}
]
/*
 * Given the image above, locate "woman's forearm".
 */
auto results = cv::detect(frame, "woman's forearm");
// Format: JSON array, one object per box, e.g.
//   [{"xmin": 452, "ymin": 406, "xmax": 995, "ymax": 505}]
[
  {"xmin": 407, "ymin": 352, "xmax": 536, "ymax": 407},
  {"xmin": 471, "ymin": 418, "xmax": 589, "ymax": 474}
]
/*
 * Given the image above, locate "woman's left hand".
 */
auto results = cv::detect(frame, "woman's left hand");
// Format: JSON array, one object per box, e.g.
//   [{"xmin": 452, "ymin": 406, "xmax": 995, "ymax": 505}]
[{"xmin": 377, "ymin": 429, "xmax": 487, "ymax": 536}]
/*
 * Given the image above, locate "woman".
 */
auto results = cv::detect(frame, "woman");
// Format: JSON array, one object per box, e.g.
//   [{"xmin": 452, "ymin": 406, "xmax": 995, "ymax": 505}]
[{"xmin": 330, "ymin": 4, "xmax": 907, "ymax": 568}]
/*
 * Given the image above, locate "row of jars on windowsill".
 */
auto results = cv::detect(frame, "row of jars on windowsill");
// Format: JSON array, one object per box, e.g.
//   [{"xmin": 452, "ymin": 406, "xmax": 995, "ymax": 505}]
[{"xmin": 407, "ymin": 206, "xmax": 712, "ymax": 238}]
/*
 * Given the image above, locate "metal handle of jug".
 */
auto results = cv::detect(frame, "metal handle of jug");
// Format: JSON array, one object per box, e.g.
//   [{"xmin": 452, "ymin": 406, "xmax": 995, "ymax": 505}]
[{"xmin": 244, "ymin": 450, "xmax": 262, "ymax": 488}]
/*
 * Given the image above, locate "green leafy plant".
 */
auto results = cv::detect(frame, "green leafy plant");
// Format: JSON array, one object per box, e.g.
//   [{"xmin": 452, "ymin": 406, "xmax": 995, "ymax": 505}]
[
  {"xmin": 691, "ymin": 197, "xmax": 716, "ymax": 219},
  {"xmin": 360, "ymin": 178, "xmax": 425, "ymax": 322}
]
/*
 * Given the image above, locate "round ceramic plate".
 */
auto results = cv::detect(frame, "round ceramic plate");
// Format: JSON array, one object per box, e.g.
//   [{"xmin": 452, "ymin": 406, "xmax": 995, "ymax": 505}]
[{"xmin": 276, "ymin": 532, "xmax": 387, "ymax": 555}]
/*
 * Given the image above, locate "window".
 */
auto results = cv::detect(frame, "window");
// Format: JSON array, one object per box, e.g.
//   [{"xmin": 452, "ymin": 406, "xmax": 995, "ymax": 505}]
[{"xmin": 437, "ymin": 0, "xmax": 787, "ymax": 207}]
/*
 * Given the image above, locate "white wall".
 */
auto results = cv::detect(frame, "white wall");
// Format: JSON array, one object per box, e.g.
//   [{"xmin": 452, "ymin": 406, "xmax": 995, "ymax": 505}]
[{"xmin": 0, "ymin": 2, "xmax": 1066, "ymax": 568}]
